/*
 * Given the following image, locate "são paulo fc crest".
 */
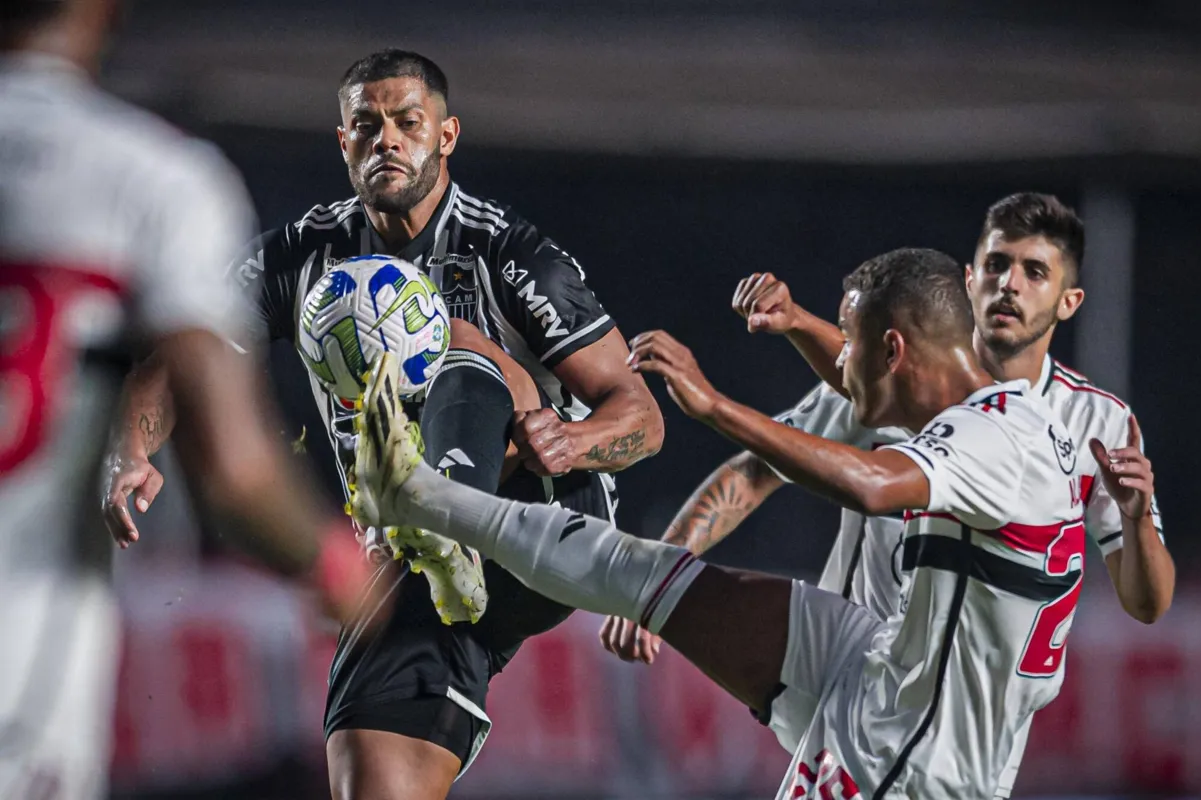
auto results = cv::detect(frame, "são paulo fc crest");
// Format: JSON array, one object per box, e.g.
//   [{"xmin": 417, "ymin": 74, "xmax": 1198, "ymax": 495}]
[
  {"xmin": 1048, "ymin": 424, "xmax": 1077, "ymax": 475},
  {"xmin": 428, "ymin": 253, "xmax": 478, "ymax": 323}
]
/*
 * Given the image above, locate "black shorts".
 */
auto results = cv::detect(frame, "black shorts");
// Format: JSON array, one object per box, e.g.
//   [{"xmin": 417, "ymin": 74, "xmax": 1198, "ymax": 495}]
[{"xmin": 323, "ymin": 465, "xmax": 614, "ymax": 765}]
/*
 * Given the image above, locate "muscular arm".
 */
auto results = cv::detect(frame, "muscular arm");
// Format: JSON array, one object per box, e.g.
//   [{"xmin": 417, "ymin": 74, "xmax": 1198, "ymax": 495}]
[
  {"xmin": 707, "ymin": 397, "xmax": 928, "ymax": 516},
  {"xmin": 554, "ymin": 328, "xmax": 665, "ymax": 471},
  {"xmin": 662, "ymin": 451, "xmax": 784, "ymax": 554},
  {"xmin": 1104, "ymin": 518, "xmax": 1175, "ymax": 624},
  {"xmin": 781, "ymin": 309, "xmax": 849, "ymax": 397}
]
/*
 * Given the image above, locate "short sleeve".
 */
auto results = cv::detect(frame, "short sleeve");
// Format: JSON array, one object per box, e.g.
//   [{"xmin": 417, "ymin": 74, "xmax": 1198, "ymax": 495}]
[
  {"xmin": 1086, "ymin": 406, "xmax": 1165, "ymax": 556},
  {"xmin": 768, "ymin": 384, "xmax": 866, "ymax": 483},
  {"xmin": 224, "ymin": 227, "xmax": 303, "ymax": 349},
  {"xmin": 131, "ymin": 141, "xmax": 256, "ymax": 343},
  {"xmin": 883, "ymin": 404, "xmax": 1025, "ymax": 527},
  {"xmin": 491, "ymin": 222, "xmax": 614, "ymax": 366}
]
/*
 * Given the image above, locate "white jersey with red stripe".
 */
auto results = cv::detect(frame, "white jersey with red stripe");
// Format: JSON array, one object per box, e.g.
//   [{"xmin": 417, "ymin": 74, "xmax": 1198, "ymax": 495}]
[
  {"xmin": 772, "ymin": 360, "xmax": 1161, "ymax": 797},
  {"xmin": 0, "ymin": 53, "xmax": 255, "ymax": 577},
  {"xmin": 0, "ymin": 53, "xmax": 254, "ymax": 799},
  {"xmin": 775, "ymin": 359, "xmax": 1161, "ymax": 621},
  {"xmin": 776, "ymin": 380, "xmax": 1086, "ymax": 800}
]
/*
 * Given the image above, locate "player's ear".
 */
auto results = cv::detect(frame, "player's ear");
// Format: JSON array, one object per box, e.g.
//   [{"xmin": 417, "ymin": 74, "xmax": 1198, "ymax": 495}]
[
  {"xmin": 963, "ymin": 263, "xmax": 974, "ymax": 292},
  {"xmin": 439, "ymin": 115, "xmax": 460, "ymax": 158},
  {"xmin": 337, "ymin": 127, "xmax": 350, "ymax": 164},
  {"xmin": 1057, "ymin": 286, "xmax": 1084, "ymax": 322},
  {"xmin": 883, "ymin": 329, "xmax": 905, "ymax": 373}
]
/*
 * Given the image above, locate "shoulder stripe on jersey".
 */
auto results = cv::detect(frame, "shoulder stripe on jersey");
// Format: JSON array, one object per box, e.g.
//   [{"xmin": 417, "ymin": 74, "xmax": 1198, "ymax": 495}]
[
  {"xmin": 1052, "ymin": 360, "xmax": 1090, "ymax": 383},
  {"xmin": 456, "ymin": 191, "xmax": 506, "ymax": 219},
  {"xmin": 539, "ymin": 314, "xmax": 612, "ymax": 363},
  {"xmin": 1050, "ymin": 373, "xmax": 1128, "ymax": 409},
  {"xmin": 873, "ymin": 525, "xmax": 972, "ymax": 799},
  {"xmin": 451, "ymin": 208, "xmax": 505, "ymax": 236},
  {"xmin": 453, "ymin": 199, "xmax": 509, "ymax": 231}
]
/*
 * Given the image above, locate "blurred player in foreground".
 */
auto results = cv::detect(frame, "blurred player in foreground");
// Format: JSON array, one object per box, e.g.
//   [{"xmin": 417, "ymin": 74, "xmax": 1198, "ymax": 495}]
[
  {"xmin": 0, "ymin": 2, "xmax": 375, "ymax": 797},
  {"xmin": 103, "ymin": 49, "xmax": 663, "ymax": 800},
  {"xmin": 603, "ymin": 193, "xmax": 1175, "ymax": 797},
  {"xmin": 353, "ymin": 248, "xmax": 1097, "ymax": 798}
]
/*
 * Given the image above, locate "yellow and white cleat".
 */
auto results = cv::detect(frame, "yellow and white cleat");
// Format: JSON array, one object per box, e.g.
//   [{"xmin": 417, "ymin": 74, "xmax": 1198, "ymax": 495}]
[
  {"xmin": 386, "ymin": 525, "xmax": 488, "ymax": 625},
  {"xmin": 352, "ymin": 354, "xmax": 489, "ymax": 625}
]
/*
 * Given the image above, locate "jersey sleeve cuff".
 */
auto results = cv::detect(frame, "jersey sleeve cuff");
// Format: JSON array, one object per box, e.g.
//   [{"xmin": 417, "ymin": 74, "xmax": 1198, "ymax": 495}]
[
  {"xmin": 538, "ymin": 314, "xmax": 616, "ymax": 368},
  {"xmin": 881, "ymin": 442, "xmax": 942, "ymax": 511}
]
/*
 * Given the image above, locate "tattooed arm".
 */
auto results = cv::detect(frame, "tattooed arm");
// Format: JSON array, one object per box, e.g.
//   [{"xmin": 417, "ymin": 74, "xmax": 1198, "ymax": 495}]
[
  {"xmin": 102, "ymin": 352, "xmax": 176, "ymax": 546},
  {"xmin": 662, "ymin": 450, "xmax": 785, "ymax": 554},
  {"xmin": 599, "ymin": 449, "xmax": 783, "ymax": 663},
  {"xmin": 515, "ymin": 328, "xmax": 664, "ymax": 476}
]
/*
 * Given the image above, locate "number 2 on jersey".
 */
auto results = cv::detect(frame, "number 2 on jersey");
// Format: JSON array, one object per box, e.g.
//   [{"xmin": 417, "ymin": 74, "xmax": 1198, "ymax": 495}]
[{"xmin": 1017, "ymin": 521, "xmax": 1086, "ymax": 678}]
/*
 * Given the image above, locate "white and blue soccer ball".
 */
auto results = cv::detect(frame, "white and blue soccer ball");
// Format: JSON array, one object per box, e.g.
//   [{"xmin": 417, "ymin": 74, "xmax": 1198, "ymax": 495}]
[{"xmin": 297, "ymin": 255, "xmax": 450, "ymax": 401}]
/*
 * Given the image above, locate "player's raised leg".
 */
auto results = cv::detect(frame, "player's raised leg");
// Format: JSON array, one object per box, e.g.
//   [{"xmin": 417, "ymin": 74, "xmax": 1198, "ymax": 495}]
[{"xmin": 356, "ymin": 354, "xmax": 815, "ymax": 717}]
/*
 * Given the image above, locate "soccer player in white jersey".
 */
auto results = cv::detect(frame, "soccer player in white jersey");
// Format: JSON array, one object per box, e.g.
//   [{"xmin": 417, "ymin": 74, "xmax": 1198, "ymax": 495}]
[
  {"xmin": 351, "ymin": 247, "xmax": 1110, "ymax": 798},
  {"xmin": 0, "ymin": 2, "xmax": 377, "ymax": 797},
  {"xmin": 601, "ymin": 193, "xmax": 1175, "ymax": 796}
]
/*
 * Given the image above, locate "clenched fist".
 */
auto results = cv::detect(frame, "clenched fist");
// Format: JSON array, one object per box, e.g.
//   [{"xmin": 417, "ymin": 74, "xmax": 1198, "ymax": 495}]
[{"xmin": 513, "ymin": 408, "xmax": 577, "ymax": 477}]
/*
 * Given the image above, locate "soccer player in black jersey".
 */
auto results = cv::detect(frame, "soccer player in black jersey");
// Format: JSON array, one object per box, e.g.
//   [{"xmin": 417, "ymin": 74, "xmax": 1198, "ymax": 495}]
[{"xmin": 102, "ymin": 50, "xmax": 663, "ymax": 800}]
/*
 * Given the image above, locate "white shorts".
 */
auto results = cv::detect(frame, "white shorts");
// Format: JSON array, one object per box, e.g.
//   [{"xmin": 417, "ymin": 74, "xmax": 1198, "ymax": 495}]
[
  {"xmin": 0, "ymin": 574, "xmax": 120, "ymax": 800},
  {"xmin": 766, "ymin": 580, "xmax": 883, "ymax": 754}
]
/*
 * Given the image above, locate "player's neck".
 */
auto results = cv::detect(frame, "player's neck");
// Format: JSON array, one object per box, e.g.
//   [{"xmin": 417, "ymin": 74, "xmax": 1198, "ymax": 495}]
[
  {"xmin": 5, "ymin": 17, "xmax": 104, "ymax": 76},
  {"xmin": 904, "ymin": 346, "xmax": 994, "ymax": 430},
  {"xmin": 973, "ymin": 329, "xmax": 1050, "ymax": 386},
  {"xmin": 365, "ymin": 171, "xmax": 451, "ymax": 251}
]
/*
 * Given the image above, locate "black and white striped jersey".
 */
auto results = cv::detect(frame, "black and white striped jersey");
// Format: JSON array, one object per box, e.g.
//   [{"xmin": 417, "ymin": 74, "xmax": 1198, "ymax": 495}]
[{"xmin": 228, "ymin": 182, "xmax": 616, "ymax": 502}]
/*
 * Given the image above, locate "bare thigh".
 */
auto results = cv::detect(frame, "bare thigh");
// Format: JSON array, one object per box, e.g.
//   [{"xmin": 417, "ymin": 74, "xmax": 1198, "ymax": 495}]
[
  {"xmin": 327, "ymin": 728, "xmax": 461, "ymax": 800},
  {"xmin": 448, "ymin": 318, "xmax": 540, "ymax": 411},
  {"xmin": 658, "ymin": 564, "xmax": 793, "ymax": 716}
]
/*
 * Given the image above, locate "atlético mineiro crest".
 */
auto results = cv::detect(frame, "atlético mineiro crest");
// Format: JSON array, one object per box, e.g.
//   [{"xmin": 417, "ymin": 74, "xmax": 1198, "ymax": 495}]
[{"xmin": 428, "ymin": 253, "xmax": 477, "ymax": 324}]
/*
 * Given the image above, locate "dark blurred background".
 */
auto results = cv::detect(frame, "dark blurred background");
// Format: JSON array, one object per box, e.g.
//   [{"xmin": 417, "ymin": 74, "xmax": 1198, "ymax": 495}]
[{"xmin": 106, "ymin": 1, "xmax": 1201, "ymax": 798}]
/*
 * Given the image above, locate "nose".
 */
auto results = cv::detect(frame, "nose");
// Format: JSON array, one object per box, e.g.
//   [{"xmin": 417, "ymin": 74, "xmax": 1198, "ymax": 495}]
[
  {"xmin": 997, "ymin": 267, "xmax": 1025, "ymax": 294},
  {"xmin": 373, "ymin": 119, "xmax": 403, "ymax": 154}
]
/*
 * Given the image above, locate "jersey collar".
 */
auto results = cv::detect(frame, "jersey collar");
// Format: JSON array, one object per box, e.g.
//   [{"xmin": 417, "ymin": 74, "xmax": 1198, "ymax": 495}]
[
  {"xmin": 372, "ymin": 181, "xmax": 458, "ymax": 264},
  {"xmin": 1037, "ymin": 355, "xmax": 1055, "ymax": 395},
  {"xmin": 963, "ymin": 377, "xmax": 1030, "ymax": 406}
]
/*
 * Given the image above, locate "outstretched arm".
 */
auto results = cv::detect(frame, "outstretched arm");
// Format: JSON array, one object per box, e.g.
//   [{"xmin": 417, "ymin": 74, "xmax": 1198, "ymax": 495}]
[
  {"xmin": 731, "ymin": 272, "xmax": 849, "ymax": 397},
  {"xmin": 629, "ymin": 330, "xmax": 928, "ymax": 516}
]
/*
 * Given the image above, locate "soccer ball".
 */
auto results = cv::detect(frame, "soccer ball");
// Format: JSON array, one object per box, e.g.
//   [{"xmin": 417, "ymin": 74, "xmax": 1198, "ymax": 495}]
[{"xmin": 297, "ymin": 255, "xmax": 450, "ymax": 401}]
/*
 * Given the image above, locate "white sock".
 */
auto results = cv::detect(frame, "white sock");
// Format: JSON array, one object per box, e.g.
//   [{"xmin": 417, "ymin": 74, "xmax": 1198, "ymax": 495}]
[{"xmin": 396, "ymin": 462, "xmax": 703, "ymax": 633}]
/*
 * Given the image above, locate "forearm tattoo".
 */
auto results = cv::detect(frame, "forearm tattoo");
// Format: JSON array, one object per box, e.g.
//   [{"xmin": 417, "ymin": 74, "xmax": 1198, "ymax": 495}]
[{"xmin": 585, "ymin": 429, "xmax": 647, "ymax": 465}]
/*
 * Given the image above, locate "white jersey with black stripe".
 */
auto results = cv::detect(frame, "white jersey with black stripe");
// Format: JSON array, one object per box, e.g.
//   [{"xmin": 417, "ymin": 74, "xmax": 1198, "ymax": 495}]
[{"xmin": 778, "ymin": 381, "xmax": 1086, "ymax": 799}]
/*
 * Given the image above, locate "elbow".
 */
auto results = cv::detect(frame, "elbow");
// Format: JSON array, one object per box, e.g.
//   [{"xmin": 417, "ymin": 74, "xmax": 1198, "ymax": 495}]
[
  {"xmin": 857, "ymin": 491, "xmax": 891, "ymax": 518},
  {"xmin": 644, "ymin": 404, "xmax": 666, "ymax": 457},
  {"xmin": 1126, "ymin": 599, "xmax": 1170, "ymax": 625}
]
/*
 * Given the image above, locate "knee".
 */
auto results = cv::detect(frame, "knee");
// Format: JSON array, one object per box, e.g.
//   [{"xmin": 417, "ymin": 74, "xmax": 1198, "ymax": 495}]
[{"xmin": 446, "ymin": 319, "xmax": 539, "ymax": 411}]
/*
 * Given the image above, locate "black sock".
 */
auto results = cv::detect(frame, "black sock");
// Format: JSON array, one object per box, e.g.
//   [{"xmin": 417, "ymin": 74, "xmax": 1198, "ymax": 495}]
[{"xmin": 418, "ymin": 349, "xmax": 513, "ymax": 494}]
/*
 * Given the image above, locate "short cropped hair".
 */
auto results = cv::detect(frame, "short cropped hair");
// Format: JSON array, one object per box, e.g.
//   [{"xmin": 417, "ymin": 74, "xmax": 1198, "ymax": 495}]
[
  {"xmin": 843, "ymin": 247, "xmax": 974, "ymax": 345},
  {"xmin": 980, "ymin": 193, "xmax": 1085, "ymax": 285},
  {"xmin": 338, "ymin": 49, "xmax": 449, "ymax": 106}
]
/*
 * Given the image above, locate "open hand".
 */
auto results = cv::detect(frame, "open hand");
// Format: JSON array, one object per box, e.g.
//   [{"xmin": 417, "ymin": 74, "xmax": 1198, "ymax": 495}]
[
  {"xmin": 1088, "ymin": 414, "xmax": 1154, "ymax": 521},
  {"xmin": 627, "ymin": 331, "xmax": 723, "ymax": 422},
  {"xmin": 599, "ymin": 615, "xmax": 662, "ymax": 665},
  {"xmin": 102, "ymin": 452, "xmax": 164, "ymax": 548}
]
